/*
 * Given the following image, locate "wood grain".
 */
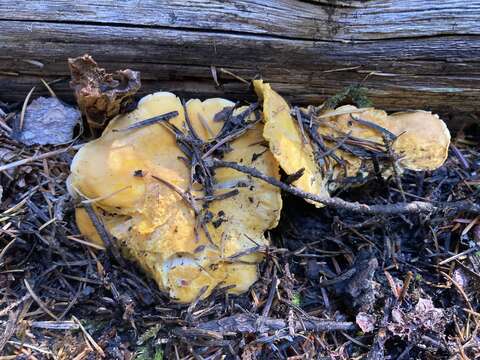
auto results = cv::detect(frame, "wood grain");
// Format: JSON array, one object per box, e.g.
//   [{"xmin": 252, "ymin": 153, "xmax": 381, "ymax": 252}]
[{"xmin": 0, "ymin": 0, "xmax": 479, "ymax": 123}]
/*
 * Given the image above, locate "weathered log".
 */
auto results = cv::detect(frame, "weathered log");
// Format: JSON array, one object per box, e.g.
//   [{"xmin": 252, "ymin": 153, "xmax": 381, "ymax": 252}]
[{"xmin": 0, "ymin": 1, "xmax": 479, "ymax": 127}]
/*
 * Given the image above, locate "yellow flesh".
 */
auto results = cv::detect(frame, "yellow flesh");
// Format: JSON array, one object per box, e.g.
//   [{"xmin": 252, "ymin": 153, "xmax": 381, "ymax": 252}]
[
  {"xmin": 70, "ymin": 83, "xmax": 450, "ymax": 302},
  {"xmin": 254, "ymin": 82, "xmax": 450, "ymax": 203},
  {"xmin": 69, "ymin": 92, "xmax": 282, "ymax": 303},
  {"xmin": 254, "ymin": 80, "xmax": 330, "ymax": 207},
  {"xmin": 320, "ymin": 106, "xmax": 451, "ymax": 173}
]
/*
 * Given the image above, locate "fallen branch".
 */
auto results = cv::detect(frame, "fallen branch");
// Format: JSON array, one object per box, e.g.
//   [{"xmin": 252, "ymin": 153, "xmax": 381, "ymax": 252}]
[
  {"xmin": 196, "ymin": 313, "xmax": 355, "ymax": 335},
  {"xmin": 212, "ymin": 159, "xmax": 480, "ymax": 215}
]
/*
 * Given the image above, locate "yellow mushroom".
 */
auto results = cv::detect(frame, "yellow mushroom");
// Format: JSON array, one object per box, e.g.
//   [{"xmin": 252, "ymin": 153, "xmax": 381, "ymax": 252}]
[
  {"xmin": 68, "ymin": 92, "xmax": 282, "ymax": 303},
  {"xmin": 254, "ymin": 81, "xmax": 450, "ymax": 203},
  {"xmin": 320, "ymin": 106, "xmax": 451, "ymax": 173},
  {"xmin": 254, "ymin": 80, "xmax": 330, "ymax": 207}
]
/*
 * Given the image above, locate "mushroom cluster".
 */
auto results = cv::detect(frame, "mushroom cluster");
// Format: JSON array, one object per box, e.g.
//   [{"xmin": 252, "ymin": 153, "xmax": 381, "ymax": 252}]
[
  {"xmin": 254, "ymin": 80, "xmax": 450, "ymax": 205},
  {"xmin": 69, "ymin": 83, "xmax": 450, "ymax": 303},
  {"xmin": 68, "ymin": 93, "xmax": 282, "ymax": 303}
]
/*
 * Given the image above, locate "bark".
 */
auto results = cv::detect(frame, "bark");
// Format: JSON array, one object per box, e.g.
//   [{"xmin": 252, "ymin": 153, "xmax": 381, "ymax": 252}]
[{"xmin": 0, "ymin": 1, "xmax": 479, "ymax": 127}]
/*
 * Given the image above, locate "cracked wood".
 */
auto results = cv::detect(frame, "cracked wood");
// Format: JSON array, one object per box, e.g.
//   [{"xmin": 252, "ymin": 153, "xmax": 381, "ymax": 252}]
[{"xmin": 0, "ymin": 0, "xmax": 479, "ymax": 126}]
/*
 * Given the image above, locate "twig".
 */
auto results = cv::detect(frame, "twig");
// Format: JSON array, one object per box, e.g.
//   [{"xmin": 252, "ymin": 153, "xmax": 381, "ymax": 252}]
[
  {"xmin": 319, "ymin": 268, "xmax": 356, "ymax": 288},
  {"xmin": 384, "ymin": 270, "xmax": 399, "ymax": 299},
  {"xmin": 294, "ymin": 107, "xmax": 308, "ymax": 144},
  {"xmin": 151, "ymin": 175, "xmax": 199, "ymax": 215},
  {"xmin": 441, "ymin": 271, "xmax": 478, "ymax": 318},
  {"xmin": 211, "ymin": 159, "xmax": 480, "ymax": 215},
  {"xmin": 19, "ymin": 86, "xmax": 35, "ymax": 131},
  {"xmin": 31, "ymin": 321, "xmax": 79, "ymax": 330},
  {"xmin": 0, "ymin": 238, "xmax": 16, "ymax": 262},
  {"xmin": 0, "ymin": 293, "xmax": 31, "ymax": 317},
  {"xmin": 398, "ymin": 271, "xmax": 413, "ymax": 302},
  {"xmin": 82, "ymin": 203, "xmax": 125, "ymax": 266},
  {"xmin": 72, "ymin": 316, "xmax": 105, "ymax": 358},
  {"xmin": 40, "ymin": 78, "xmax": 57, "ymax": 98},
  {"xmin": 439, "ymin": 247, "xmax": 479, "ymax": 265},
  {"xmin": 112, "ymin": 111, "xmax": 179, "ymax": 132},
  {"xmin": 219, "ymin": 68, "xmax": 249, "ymax": 84},
  {"xmin": 23, "ymin": 279, "xmax": 58, "ymax": 320},
  {"xmin": 259, "ymin": 267, "xmax": 278, "ymax": 328},
  {"xmin": 451, "ymin": 144, "xmax": 470, "ymax": 170},
  {"xmin": 0, "ymin": 311, "xmax": 18, "ymax": 353},
  {"xmin": 0, "ymin": 143, "xmax": 84, "ymax": 173},
  {"xmin": 197, "ymin": 313, "xmax": 355, "ymax": 335}
]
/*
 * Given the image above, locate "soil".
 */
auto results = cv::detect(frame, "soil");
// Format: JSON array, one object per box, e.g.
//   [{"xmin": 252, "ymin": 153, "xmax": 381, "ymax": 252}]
[{"xmin": 1, "ymin": 93, "xmax": 479, "ymax": 359}]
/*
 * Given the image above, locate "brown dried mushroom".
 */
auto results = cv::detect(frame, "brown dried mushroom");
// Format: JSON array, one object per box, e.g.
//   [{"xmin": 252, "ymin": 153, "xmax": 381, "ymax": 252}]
[{"xmin": 69, "ymin": 54, "xmax": 141, "ymax": 133}]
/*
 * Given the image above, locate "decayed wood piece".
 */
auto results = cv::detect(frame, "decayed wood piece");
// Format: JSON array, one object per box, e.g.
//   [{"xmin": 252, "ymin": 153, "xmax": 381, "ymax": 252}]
[
  {"xmin": 0, "ymin": 0, "xmax": 479, "ymax": 121},
  {"xmin": 196, "ymin": 313, "xmax": 355, "ymax": 334}
]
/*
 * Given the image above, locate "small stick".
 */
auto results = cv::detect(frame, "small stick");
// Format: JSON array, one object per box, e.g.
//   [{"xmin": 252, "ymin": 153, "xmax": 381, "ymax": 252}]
[
  {"xmin": 0, "ymin": 293, "xmax": 31, "ymax": 317},
  {"xmin": 19, "ymin": 86, "xmax": 36, "ymax": 131},
  {"xmin": 83, "ymin": 203, "xmax": 125, "ymax": 266},
  {"xmin": 197, "ymin": 313, "xmax": 355, "ymax": 334},
  {"xmin": 0, "ymin": 238, "xmax": 16, "ymax": 262},
  {"xmin": 384, "ymin": 270, "xmax": 399, "ymax": 299},
  {"xmin": 112, "ymin": 111, "xmax": 179, "ymax": 132},
  {"xmin": 151, "ymin": 175, "xmax": 199, "ymax": 215},
  {"xmin": 219, "ymin": 68, "xmax": 249, "ymax": 84},
  {"xmin": 212, "ymin": 159, "xmax": 480, "ymax": 215},
  {"xmin": 294, "ymin": 107, "xmax": 308, "ymax": 144},
  {"xmin": 0, "ymin": 143, "xmax": 84, "ymax": 173},
  {"xmin": 451, "ymin": 144, "xmax": 470, "ymax": 170},
  {"xmin": 398, "ymin": 271, "xmax": 413, "ymax": 302},
  {"xmin": 40, "ymin": 78, "xmax": 57, "ymax": 98},
  {"xmin": 439, "ymin": 247, "xmax": 478, "ymax": 265},
  {"xmin": 441, "ymin": 271, "xmax": 477, "ymax": 317},
  {"xmin": 72, "ymin": 316, "xmax": 105, "ymax": 358},
  {"xmin": 66, "ymin": 235, "xmax": 106, "ymax": 251},
  {"xmin": 24, "ymin": 279, "xmax": 59, "ymax": 320},
  {"xmin": 210, "ymin": 65, "xmax": 220, "ymax": 87},
  {"xmin": 202, "ymin": 125, "xmax": 255, "ymax": 160},
  {"xmin": 261, "ymin": 267, "xmax": 278, "ymax": 319},
  {"xmin": 0, "ymin": 116, "xmax": 12, "ymax": 133}
]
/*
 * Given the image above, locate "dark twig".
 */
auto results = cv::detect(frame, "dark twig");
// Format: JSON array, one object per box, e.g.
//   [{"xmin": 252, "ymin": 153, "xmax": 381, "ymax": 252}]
[
  {"xmin": 112, "ymin": 111, "xmax": 179, "ymax": 132},
  {"xmin": 211, "ymin": 159, "xmax": 480, "ymax": 215},
  {"xmin": 260, "ymin": 267, "xmax": 278, "ymax": 322},
  {"xmin": 83, "ymin": 203, "xmax": 125, "ymax": 266}
]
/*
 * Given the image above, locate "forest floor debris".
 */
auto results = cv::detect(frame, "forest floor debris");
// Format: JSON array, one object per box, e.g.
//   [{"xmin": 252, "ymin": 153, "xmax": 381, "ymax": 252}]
[{"xmin": 1, "ymin": 74, "xmax": 480, "ymax": 359}]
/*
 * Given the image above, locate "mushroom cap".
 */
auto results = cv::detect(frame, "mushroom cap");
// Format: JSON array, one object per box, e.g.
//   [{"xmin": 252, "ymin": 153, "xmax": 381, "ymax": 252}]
[
  {"xmin": 254, "ymin": 80, "xmax": 329, "ymax": 207},
  {"xmin": 388, "ymin": 111, "xmax": 450, "ymax": 171},
  {"xmin": 69, "ymin": 92, "xmax": 282, "ymax": 303},
  {"xmin": 252, "ymin": 81, "xmax": 450, "ymax": 202},
  {"xmin": 321, "ymin": 106, "xmax": 450, "ymax": 172}
]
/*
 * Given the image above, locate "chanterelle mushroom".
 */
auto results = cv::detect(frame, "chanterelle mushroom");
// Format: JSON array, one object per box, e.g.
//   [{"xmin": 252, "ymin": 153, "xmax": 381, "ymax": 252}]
[
  {"xmin": 254, "ymin": 80, "xmax": 330, "ymax": 208},
  {"xmin": 253, "ymin": 80, "xmax": 450, "ymax": 203},
  {"xmin": 69, "ymin": 92, "xmax": 282, "ymax": 303},
  {"xmin": 318, "ymin": 106, "xmax": 451, "ymax": 173}
]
